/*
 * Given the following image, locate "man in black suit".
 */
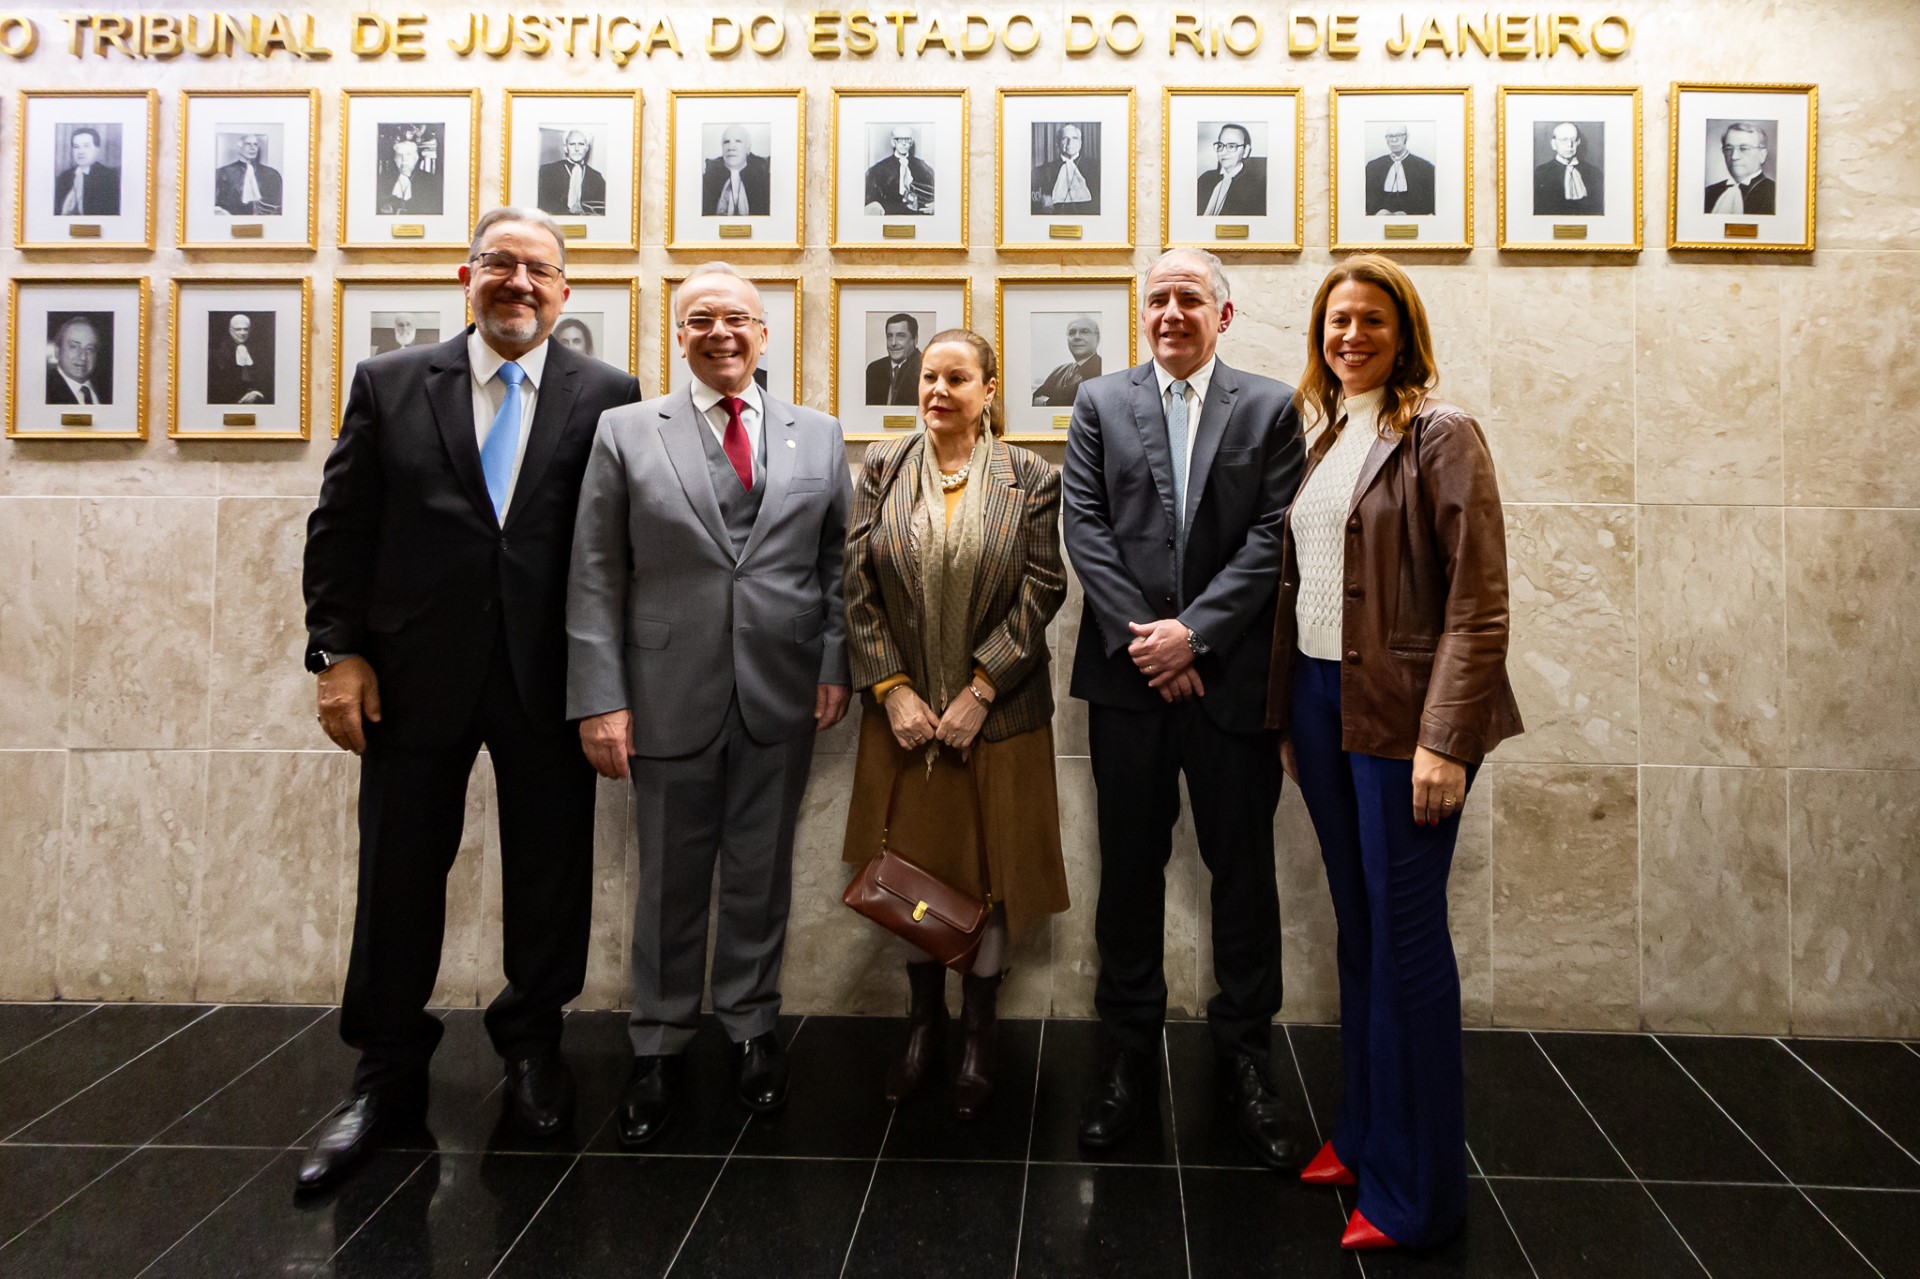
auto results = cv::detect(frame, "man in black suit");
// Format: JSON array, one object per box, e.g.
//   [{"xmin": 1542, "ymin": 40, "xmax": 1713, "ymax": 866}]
[
  {"xmin": 1031, "ymin": 123, "xmax": 1100, "ymax": 216},
  {"xmin": 862, "ymin": 126, "xmax": 935, "ymax": 215},
  {"xmin": 1364, "ymin": 125, "xmax": 1436, "ymax": 216},
  {"xmin": 45, "ymin": 316, "xmax": 110, "ymax": 405},
  {"xmin": 1704, "ymin": 122, "xmax": 1777, "ymax": 215},
  {"xmin": 377, "ymin": 128, "xmax": 443, "ymax": 217},
  {"xmin": 1032, "ymin": 314, "xmax": 1102, "ymax": 406},
  {"xmin": 213, "ymin": 133, "xmax": 284, "ymax": 216},
  {"xmin": 206, "ymin": 313, "xmax": 272, "ymax": 405},
  {"xmin": 701, "ymin": 125, "xmax": 771, "ymax": 217},
  {"xmin": 536, "ymin": 130, "xmax": 607, "ymax": 218},
  {"xmin": 298, "ymin": 206, "xmax": 641, "ymax": 1194},
  {"xmin": 864, "ymin": 313, "xmax": 921, "ymax": 406},
  {"xmin": 53, "ymin": 127, "xmax": 121, "ymax": 217},
  {"xmin": 1062, "ymin": 248, "xmax": 1308, "ymax": 1170},
  {"xmin": 1196, "ymin": 124, "xmax": 1268, "ymax": 218},
  {"xmin": 1532, "ymin": 122, "xmax": 1604, "ymax": 217}
]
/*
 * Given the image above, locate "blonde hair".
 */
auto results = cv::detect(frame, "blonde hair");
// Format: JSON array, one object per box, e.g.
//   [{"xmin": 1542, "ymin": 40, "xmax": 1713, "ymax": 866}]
[
  {"xmin": 1296, "ymin": 253, "xmax": 1439, "ymax": 439},
  {"xmin": 925, "ymin": 327, "xmax": 1005, "ymax": 437}
]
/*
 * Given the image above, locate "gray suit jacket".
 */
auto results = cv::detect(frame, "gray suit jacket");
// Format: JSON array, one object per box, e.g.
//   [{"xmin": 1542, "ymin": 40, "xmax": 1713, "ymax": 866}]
[{"xmin": 566, "ymin": 385, "xmax": 852, "ymax": 757}]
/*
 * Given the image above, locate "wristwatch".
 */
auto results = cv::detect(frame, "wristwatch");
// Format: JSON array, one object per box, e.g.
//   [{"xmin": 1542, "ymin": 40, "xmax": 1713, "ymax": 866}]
[
  {"xmin": 1186, "ymin": 627, "xmax": 1210, "ymax": 656},
  {"xmin": 305, "ymin": 648, "xmax": 348, "ymax": 674}
]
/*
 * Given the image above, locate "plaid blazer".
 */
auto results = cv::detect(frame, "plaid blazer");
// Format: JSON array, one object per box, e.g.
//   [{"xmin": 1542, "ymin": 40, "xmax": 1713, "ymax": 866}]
[{"xmin": 844, "ymin": 434, "xmax": 1067, "ymax": 742}]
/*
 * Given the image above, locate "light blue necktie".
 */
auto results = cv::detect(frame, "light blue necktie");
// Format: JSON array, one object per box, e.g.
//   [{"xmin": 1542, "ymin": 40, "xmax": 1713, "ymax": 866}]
[
  {"xmin": 1167, "ymin": 379, "xmax": 1191, "ymax": 525},
  {"xmin": 480, "ymin": 360, "xmax": 525, "ymax": 522}
]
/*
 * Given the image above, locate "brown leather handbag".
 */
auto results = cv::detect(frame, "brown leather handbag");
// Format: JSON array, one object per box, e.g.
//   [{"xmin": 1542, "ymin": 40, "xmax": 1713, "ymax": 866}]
[{"xmin": 842, "ymin": 760, "xmax": 994, "ymax": 972}]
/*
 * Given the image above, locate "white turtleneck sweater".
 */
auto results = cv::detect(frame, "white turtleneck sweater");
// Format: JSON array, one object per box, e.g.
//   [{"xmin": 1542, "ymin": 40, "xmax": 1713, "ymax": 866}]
[{"xmin": 1290, "ymin": 386, "xmax": 1385, "ymax": 660}]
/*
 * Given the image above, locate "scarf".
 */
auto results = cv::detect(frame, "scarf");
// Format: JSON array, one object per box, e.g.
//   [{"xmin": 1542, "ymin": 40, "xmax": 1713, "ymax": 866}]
[
  {"xmin": 1050, "ymin": 158, "xmax": 1091, "ymax": 206},
  {"xmin": 911, "ymin": 427, "xmax": 992, "ymax": 717},
  {"xmin": 1711, "ymin": 181, "xmax": 1747, "ymax": 215},
  {"xmin": 1383, "ymin": 154, "xmax": 1409, "ymax": 194}
]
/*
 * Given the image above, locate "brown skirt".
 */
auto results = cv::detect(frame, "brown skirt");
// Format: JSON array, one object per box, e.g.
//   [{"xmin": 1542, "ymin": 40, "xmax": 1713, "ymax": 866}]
[{"xmin": 841, "ymin": 705, "xmax": 1069, "ymax": 943}]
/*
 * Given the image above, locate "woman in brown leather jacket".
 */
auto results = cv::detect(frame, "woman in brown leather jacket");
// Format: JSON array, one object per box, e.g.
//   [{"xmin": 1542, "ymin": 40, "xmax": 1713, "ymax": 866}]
[{"xmin": 1267, "ymin": 254, "xmax": 1522, "ymax": 1252}]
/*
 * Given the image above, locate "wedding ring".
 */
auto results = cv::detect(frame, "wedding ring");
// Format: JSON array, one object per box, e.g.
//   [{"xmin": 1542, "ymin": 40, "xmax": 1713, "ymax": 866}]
[{"xmin": 1442, "ymin": 797, "xmax": 1456, "ymax": 807}]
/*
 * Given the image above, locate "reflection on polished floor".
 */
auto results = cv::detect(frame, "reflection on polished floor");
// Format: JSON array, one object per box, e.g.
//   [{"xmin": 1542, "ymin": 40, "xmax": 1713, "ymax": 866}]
[{"xmin": 0, "ymin": 1002, "xmax": 1915, "ymax": 1277}]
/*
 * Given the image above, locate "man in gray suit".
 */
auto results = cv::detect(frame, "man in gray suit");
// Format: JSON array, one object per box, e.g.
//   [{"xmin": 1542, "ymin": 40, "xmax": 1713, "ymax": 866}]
[
  {"xmin": 1062, "ymin": 248, "xmax": 1308, "ymax": 1169},
  {"xmin": 567, "ymin": 262, "xmax": 852, "ymax": 1147}
]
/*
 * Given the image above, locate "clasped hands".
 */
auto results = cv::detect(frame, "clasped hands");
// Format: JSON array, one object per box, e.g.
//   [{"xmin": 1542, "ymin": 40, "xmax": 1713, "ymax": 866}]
[
  {"xmin": 884, "ymin": 682, "xmax": 990, "ymax": 757},
  {"xmin": 1128, "ymin": 618, "xmax": 1203, "ymax": 702}
]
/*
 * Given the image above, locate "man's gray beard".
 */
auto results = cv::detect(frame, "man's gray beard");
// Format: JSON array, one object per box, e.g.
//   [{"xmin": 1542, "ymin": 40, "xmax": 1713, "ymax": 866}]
[{"xmin": 481, "ymin": 311, "xmax": 540, "ymax": 347}]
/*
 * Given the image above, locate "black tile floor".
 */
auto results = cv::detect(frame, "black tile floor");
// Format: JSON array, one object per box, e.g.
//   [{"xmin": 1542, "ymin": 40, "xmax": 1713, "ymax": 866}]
[{"xmin": 1, "ymin": 1003, "xmax": 1916, "ymax": 1278}]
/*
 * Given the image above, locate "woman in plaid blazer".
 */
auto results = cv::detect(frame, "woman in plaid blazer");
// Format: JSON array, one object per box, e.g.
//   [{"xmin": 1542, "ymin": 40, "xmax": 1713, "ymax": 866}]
[{"xmin": 841, "ymin": 328, "xmax": 1071, "ymax": 1119}]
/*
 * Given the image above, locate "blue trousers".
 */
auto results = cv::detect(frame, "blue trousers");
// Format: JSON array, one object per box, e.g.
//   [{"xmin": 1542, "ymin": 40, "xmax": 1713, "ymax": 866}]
[{"xmin": 1289, "ymin": 656, "xmax": 1472, "ymax": 1248}]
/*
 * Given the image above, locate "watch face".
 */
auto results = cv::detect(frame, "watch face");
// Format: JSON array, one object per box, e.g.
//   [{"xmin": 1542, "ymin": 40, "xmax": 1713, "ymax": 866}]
[{"xmin": 305, "ymin": 649, "xmax": 329, "ymax": 674}]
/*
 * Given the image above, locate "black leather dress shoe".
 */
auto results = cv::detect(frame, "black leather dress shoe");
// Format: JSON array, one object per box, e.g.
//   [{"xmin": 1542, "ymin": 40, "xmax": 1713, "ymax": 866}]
[
  {"xmin": 1222, "ymin": 1053, "xmax": 1310, "ymax": 1171},
  {"xmin": 736, "ymin": 1032, "xmax": 788, "ymax": 1113},
  {"xmin": 1078, "ymin": 1046, "xmax": 1155, "ymax": 1150},
  {"xmin": 504, "ymin": 1050, "xmax": 575, "ymax": 1140},
  {"xmin": 295, "ymin": 1085, "xmax": 426, "ymax": 1195},
  {"xmin": 617, "ymin": 1054, "xmax": 682, "ymax": 1149}
]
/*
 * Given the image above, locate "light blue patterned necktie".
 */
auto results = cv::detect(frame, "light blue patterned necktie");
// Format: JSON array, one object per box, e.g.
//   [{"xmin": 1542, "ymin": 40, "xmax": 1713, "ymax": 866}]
[
  {"xmin": 480, "ymin": 360, "xmax": 525, "ymax": 522},
  {"xmin": 1167, "ymin": 378, "xmax": 1191, "ymax": 526}
]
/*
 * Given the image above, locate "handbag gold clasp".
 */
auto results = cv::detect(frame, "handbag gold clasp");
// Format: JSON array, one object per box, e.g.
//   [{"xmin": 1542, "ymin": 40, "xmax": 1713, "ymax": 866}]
[{"xmin": 912, "ymin": 901, "xmax": 929, "ymax": 922}]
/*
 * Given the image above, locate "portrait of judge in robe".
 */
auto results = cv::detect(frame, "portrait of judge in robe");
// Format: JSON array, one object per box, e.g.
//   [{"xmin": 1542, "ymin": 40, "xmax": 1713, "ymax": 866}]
[
  {"xmin": 1031, "ymin": 314, "xmax": 1104, "ymax": 407},
  {"xmin": 1363, "ymin": 123, "xmax": 1436, "ymax": 217},
  {"xmin": 370, "ymin": 312, "xmax": 439, "ymax": 356},
  {"xmin": 1031, "ymin": 122, "xmax": 1101, "ymax": 216},
  {"xmin": 700, "ymin": 123, "xmax": 772, "ymax": 217},
  {"xmin": 44, "ymin": 313, "xmax": 114, "ymax": 406},
  {"xmin": 1704, "ymin": 120, "xmax": 1778, "ymax": 216},
  {"xmin": 1195, "ymin": 123, "xmax": 1268, "ymax": 218},
  {"xmin": 1531, "ymin": 121, "xmax": 1605, "ymax": 217},
  {"xmin": 206, "ymin": 311, "xmax": 275, "ymax": 405},
  {"xmin": 53, "ymin": 125, "xmax": 123, "ymax": 217},
  {"xmin": 863, "ymin": 124, "xmax": 935, "ymax": 216},
  {"xmin": 375, "ymin": 124, "xmax": 445, "ymax": 217},
  {"xmin": 213, "ymin": 130, "xmax": 285, "ymax": 217},
  {"xmin": 536, "ymin": 128, "xmax": 608, "ymax": 218}
]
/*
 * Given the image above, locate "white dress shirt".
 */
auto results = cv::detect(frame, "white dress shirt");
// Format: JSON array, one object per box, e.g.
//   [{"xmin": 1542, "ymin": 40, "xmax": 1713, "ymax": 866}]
[
  {"xmin": 690, "ymin": 377, "xmax": 764, "ymax": 487},
  {"xmin": 469, "ymin": 330, "xmax": 547, "ymax": 517},
  {"xmin": 1152, "ymin": 355, "xmax": 1217, "ymax": 527},
  {"xmin": 55, "ymin": 369, "xmax": 101, "ymax": 404}
]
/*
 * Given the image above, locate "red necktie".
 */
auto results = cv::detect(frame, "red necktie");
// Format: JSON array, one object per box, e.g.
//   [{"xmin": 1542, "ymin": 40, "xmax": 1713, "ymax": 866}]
[{"xmin": 720, "ymin": 396, "xmax": 752, "ymax": 490}]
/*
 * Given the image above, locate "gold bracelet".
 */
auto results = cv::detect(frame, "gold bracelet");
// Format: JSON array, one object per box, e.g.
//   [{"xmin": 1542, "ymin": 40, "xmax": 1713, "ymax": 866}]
[{"xmin": 968, "ymin": 683, "xmax": 991, "ymax": 705}]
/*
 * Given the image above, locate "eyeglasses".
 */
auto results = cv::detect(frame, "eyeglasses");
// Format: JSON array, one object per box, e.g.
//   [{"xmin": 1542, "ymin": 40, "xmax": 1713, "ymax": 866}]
[
  {"xmin": 1213, "ymin": 140, "xmax": 1249, "ymax": 151},
  {"xmin": 469, "ymin": 251, "xmax": 564, "ymax": 287},
  {"xmin": 677, "ymin": 313, "xmax": 764, "ymax": 334},
  {"xmin": 1722, "ymin": 143, "xmax": 1765, "ymax": 155}
]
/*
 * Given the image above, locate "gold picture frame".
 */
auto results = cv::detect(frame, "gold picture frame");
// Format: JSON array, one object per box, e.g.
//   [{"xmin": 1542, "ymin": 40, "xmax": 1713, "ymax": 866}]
[
  {"xmin": 1497, "ymin": 86, "xmax": 1643, "ymax": 253},
  {"xmin": 666, "ymin": 89, "xmax": 806, "ymax": 252},
  {"xmin": 828, "ymin": 88, "xmax": 969, "ymax": 251},
  {"xmin": 1667, "ymin": 81, "xmax": 1817, "ymax": 253},
  {"xmin": 6, "ymin": 276, "xmax": 150, "ymax": 441},
  {"xmin": 13, "ymin": 89, "xmax": 159, "ymax": 251},
  {"xmin": 555, "ymin": 274, "xmax": 642, "ymax": 380},
  {"xmin": 330, "ymin": 275, "xmax": 470, "ymax": 437},
  {"xmin": 168, "ymin": 277, "xmax": 312, "ymax": 441},
  {"xmin": 1162, "ymin": 87, "xmax": 1305, "ymax": 254},
  {"xmin": 176, "ymin": 89, "xmax": 321, "ymax": 251},
  {"xmin": 996, "ymin": 87, "xmax": 1137, "ymax": 252},
  {"xmin": 1329, "ymin": 86, "xmax": 1475, "ymax": 253},
  {"xmin": 829, "ymin": 274, "xmax": 973, "ymax": 440},
  {"xmin": 659, "ymin": 272, "xmax": 802, "ymax": 403},
  {"xmin": 994, "ymin": 273, "xmax": 1139, "ymax": 444},
  {"xmin": 502, "ymin": 89, "xmax": 643, "ymax": 254},
  {"xmin": 338, "ymin": 88, "xmax": 482, "ymax": 251}
]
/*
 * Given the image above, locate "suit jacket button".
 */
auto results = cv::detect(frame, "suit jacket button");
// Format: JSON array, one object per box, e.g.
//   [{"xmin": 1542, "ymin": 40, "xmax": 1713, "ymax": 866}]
[{"xmin": 1166, "ymin": 536, "xmax": 1174, "ymax": 548}]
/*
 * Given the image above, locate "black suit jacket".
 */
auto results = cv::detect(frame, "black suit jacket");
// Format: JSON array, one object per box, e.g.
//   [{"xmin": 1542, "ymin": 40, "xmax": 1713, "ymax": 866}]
[
  {"xmin": 1062, "ymin": 360, "xmax": 1306, "ymax": 733},
  {"xmin": 1032, "ymin": 355, "xmax": 1101, "ymax": 407},
  {"xmin": 863, "ymin": 155, "xmax": 936, "ymax": 215},
  {"xmin": 46, "ymin": 367, "xmax": 108, "ymax": 405},
  {"xmin": 1195, "ymin": 158, "xmax": 1268, "ymax": 217},
  {"xmin": 53, "ymin": 164, "xmax": 121, "ymax": 217},
  {"xmin": 700, "ymin": 154, "xmax": 771, "ymax": 217},
  {"xmin": 1532, "ymin": 159, "xmax": 1604, "ymax": 216},
  {"xmin": 213, "ymin": 159, "xmax": 284, "ymax": 216},
  {"xmin": 536, "ymin": 160, "xmax": 607, "ymax": 217},
  {"xmin": 865, "ymin": 349, "xmax": 921, "ymax": 406},
  {"xmin": 304, "ymin": 330, "xmax": 642, "ymax": 749},
  {"xmin": 1031, "ymin": 156, "xmax": 1101, "ymax": 215},
  {"xmin": 1363, "ymin": 152, "xmax": 1436, "ymax": 216},
  {"xmin": 1704, "ymin": 174, "xmax": 1776, "ymax": 215}
]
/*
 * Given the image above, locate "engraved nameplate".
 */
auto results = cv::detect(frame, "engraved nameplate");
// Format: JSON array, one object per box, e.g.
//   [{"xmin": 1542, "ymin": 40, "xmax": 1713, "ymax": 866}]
[
  {"xmin": 1551, "ymin": 224, "xmax": 1588, "ymax": 240},
  {"xmin": 560, "ymin": 223, "xmax": 588, "ymax": 239},
  {"xmin": 1724, "ymin": 223, "xmax": 1759, "ymax": 239},
  {"xmin": 1048, "ymin": 224, "xmax": 1083, "ymax": 240},
  {"xmin": 60, "ymin": 413, "xmax": 93, "ymax": 426},
  {"xmin": 882, "ymin": 414, "xmax": 916, "ymax": 430},
  {"xmin": 1052, "ymin": 414, "xmax": 1073, "ymax": 430},
  {"xmin": 718, "ymin": 224, "xmax": 753, "ymax": 239},
  {"xmin": 229, "ymin": 223, "xmax": 264, "ymax": 239},
  {"xmin": 68, "ymin": 224, "xmax": 102, "ymax": 238},
  {"xmin": 222, "ymin": 413, "xmax": 257, "ymax": 427},
  {"xmin": 390, "ymin": 224, "xmax": 426, "ymax": 239},
  {"xmin": 883, "ymin": 224, "xmax": 917, "ymax": 239},
  {"xmin": 1213, "ymin": 224, "xmax": 1249, "ymax": 240},
  {"xmin": 1383, "ymin": 224, "xmax": 1420, "ymax": 240}
]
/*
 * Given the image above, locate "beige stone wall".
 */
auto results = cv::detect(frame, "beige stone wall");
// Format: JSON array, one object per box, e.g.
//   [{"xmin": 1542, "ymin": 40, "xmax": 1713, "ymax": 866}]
[{"xmin": 3, "ymin": 0, "xmax": 1917, "ymax": 1035}]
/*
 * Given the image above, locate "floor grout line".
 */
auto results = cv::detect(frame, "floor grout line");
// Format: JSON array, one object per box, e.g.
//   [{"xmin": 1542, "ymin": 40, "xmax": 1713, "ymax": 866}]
[
  {"xmin": 1160, "ymin": 1030, "xmax": 1194, "ymax": 1279},
  {"xmin": 836, "ymin": 1107, "xmax": 896, "ymax": 1278},
  {"xmin": 1283, "ymin": 1026, "xmax": 1358, "ymax": 1275},
  {"xmin": 1010, "ymin": 1018, "xmax": 1044, "ymax": 1279},
  {"xmin": 1774, "ymin": 1038, "xmax": 1920, "ymax": 1168},
  {"xmin": 0, "ymin": 1004, "xmax": 103, "ymax": 1067},
  {"xmin": 484, "ymin": 1088, "xmax": 630, "ymax": 1279},
  {"xmin": 1467, "ymin": 1141, "xmax": 1542, "ymax": 1279},
  {"xmin": 1, "ymin": 1005, "xmax": 224, "ymax": 1144}
]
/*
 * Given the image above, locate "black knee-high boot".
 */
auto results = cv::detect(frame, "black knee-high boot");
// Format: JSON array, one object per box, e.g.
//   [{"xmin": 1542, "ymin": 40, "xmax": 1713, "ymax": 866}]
[{"xmin": 886, "ymin": 961, "xmax": 949, "ymax": 1104}]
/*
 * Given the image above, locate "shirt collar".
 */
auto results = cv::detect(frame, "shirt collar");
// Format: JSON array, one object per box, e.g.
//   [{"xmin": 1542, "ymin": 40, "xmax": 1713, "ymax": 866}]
[
  {"xmin": 1154, "ymin": 355, "xmax": 1217, "ymax": 405},
  {"xmin": 691, "ymin": 376, "xmax": 762, "ymax": 419},
  {"xmin": 469, "ymin": 329, "xmax": 548, "ymax": 390}
]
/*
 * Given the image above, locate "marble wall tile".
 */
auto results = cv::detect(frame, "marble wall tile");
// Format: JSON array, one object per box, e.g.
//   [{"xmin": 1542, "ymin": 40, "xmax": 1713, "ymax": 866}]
[
  {"xmin": 1409, "ymin": 263, "xmax": 1492, "ymax": 415},
  {"xmin": 1634, "ymin": 263, "xmax": 1782, "ymax": 506},
  {"xmin": 781, "ymin": 752, "xmax": 900, "ymax": 1014},
  {"xmin": 70, "ymin": 498, "xmax": 216, "ymax": 750},
  {"xmin": 572, "ymin": 777, "xmax": 634, "ymax": 1012},
  {"xmin": 1497, "ymin": 504, "xmax": 1638, "ymax": 764},
  {"xmin": 1164, "ymin": 780, "xmax": 1204, "ymax": 1021},
  {"xmin": 1050, "ymin": 560, "xmax": 1089, "ymax": 758},
  {"xmin": 1785, "ymin": 509, "xmax": 1920, "ymax": 770},
  {"xmin": 1817, "ymin": 87, "xmax": 1920, "ymax": 250},
  {"xmin": 1789, "ymin": 769, "xmax": 1920, "ymax": 1038},
  {"xmin": 1640, "ymin": 767, "xmax": 1790, "ymax": 1034},
  {"xmin": 197, "ymin": 751, "xmax": 356, "ymax": 1004},
  {"xmin": 422, "ymin": 754, "xmax": 490, "ymax": 1008},
  {"xmin": 0, "ymin": 500, "xmax": 78, "ymax": 749},
  {"xmin": 1486, "ymin": 268, "xmax": 1635, "ymax": 503},
  {"xmin": 1274, "ymin": 786, "xmax": 1340, "ymax": 1025},
  {"xmin": 1053, "ymin": 757, "xmax": 1100, "ymax": 1017},
  {"xmin": 60, "ymin": 751, "xmax": 208, "ymax": 1001},
  {"xmin": 213, "ymin": 435, "xmax": 336, "ymax": 499},
  {"xmin": 210, "ymin": 499, "xmax": 328, "ymax": 751},
  {"xmin": 0, "ymin": 438, "xmax": 222, "ymax": 499},
  {"xmin": 1450, "ymin": 790, "xmax": 1495, "ymax": 1027},
  {"xmin": 1490, "ymin": 764, "xmax": 1639, "ymax": 1031},
  {"xmin": 1783, "ymin": 253, "xmax": 1920, "ymax": 508},
  {"xmin": 1639, "ymin": 506, "xmax": 1787, "ymax": 767},
  {"xmin": 0, "ymin": 752, "xmax": 67, "ymax": 999}
]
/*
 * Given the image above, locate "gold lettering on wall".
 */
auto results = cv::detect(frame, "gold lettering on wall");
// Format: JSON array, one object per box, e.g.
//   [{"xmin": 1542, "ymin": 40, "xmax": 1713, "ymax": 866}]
[{"xmin": 0, "ymin": 14, "xmax": 40, "ymax": 56}]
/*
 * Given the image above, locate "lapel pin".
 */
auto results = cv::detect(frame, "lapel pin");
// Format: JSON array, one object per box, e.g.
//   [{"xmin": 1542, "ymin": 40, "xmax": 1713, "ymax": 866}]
[{"xmin": 786, "ymin": 438, "xmax": 796, "ymax": 448}]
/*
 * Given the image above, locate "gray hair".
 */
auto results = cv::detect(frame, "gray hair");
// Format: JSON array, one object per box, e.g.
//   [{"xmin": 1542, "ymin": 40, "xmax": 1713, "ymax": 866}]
[
  {"xmin": 1068, "ymin": 313, "xmax": 1101, "ymax": 337},
  {"xmin": 468, "ymin": 206, "xmax": 568, "ymax": 270},
  {"xmin": 1146, "ymin": 248, "xmax": 1231, "ymax": 306},
  {"xmin": 1721, "ymin": 121, "xmax": 1771, "ymax": 149},
  {"xmin": 677, "ymin": 261, "xmax": 764, "ymax": 319}
]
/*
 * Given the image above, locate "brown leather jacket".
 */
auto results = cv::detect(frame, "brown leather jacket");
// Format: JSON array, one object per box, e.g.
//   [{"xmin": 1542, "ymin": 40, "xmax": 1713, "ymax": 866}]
[{"xmin": 1265, "ymin": 398, "xmax": 1523, "ymax": 762}]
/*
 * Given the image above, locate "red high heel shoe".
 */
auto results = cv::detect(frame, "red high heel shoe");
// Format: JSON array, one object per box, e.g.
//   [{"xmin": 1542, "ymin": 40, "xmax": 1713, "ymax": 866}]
[
  {"xmin": 1340, "ymin": 1210, "xmax": 1398, "ymax": 1251},
  {"xmin": 1299, "ymin": 1140, "xmax": 1357, "ymax": 1187}
]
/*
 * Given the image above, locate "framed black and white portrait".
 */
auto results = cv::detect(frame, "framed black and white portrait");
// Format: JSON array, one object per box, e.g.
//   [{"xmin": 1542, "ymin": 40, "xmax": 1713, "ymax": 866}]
[
  {"xmin": 6, "ymin": 278, "xmax": 148, "ymax": 440},
  {"xmin": 1669, "ymin": 83, "xmax": 1816, "ymax": 252},
  {"xmin": 551, "ymin": 277, "xmax": 640, "ymax": 379},
  {"xmin": 830, "ymin": 277, "xmax": 970, "ymax": 440},
  {"xmin": 13, "ymin": 91, "xmax": 157, "ymax": 250},
  {"xmin": 339, "ymin": 90, "xmax": 480, "ymax": 249},
  {"xmin": 995, "ymin": 275, "xmax": 1138, "ymax": 442},
  {"xmin": 1498, "ymin": 87, "xmax": 1641, "ymax": 252},
  {"xmin": 997, "ymin": 89, "xmax": 1134, "ymax": 251},
  {"xmin": 661, "ymin": 274, "xmax": 800, "ymax": 404},
  {"xmin": 503, "ymin": 90, "xmax": 642, "ymax": 253},
  {"xmin": 1163, "ymin": 88, "xmax": 1303, "ymax": 253},
  {"xmin": 830, "ymin": 89, "xmax": 968, "ymax": 250},
  {"xmin": 168, "ymin": 278, "xmax": 310, "ymax": 440},
  {"xmin": 178, "ymin": 91, "xmax": 319, "ymax": 249},
  {"xmin": 332, "ymin": 277, "xmax": 468, "ymax": 436},
  {"xmin": 667, "ymin": 90, "xmax": 804, "ymax": 251},
  {"xmin": 1330, "ymin": 87, "xmax": 1473, "ymax": 251}
]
